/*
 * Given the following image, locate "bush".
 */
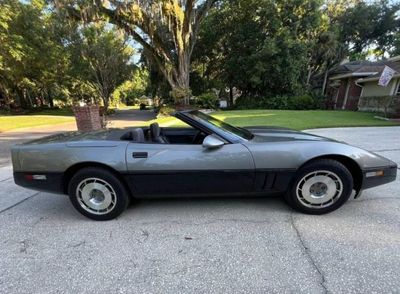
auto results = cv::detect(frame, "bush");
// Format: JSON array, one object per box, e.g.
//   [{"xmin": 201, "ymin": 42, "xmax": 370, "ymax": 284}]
[
  {"xmin": 156, "ymin": 105, "xmax": 176, "ymax": 117},
  {"xmin": 170, "ymin": 88, "xmax": 192, "ymax": 104},
  {"xmin": 139, "ymin": 103, "xmax": 147, "ymax": 110},
  {"xmin": 287, "ymin": 95, "xmax": 317, "ymax": 110},
  {"xmin": 195, "ymin": 92, "xmax": 218, "ymax": 109},
  {"xmin": 234, "ymin": 94, "xmax": 319, "ymax": 110}
]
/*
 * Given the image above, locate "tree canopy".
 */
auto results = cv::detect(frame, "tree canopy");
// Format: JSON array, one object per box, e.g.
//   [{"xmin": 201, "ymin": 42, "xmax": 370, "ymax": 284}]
[
  {"xmin": 55, "ymin": 0, "xmax": 218, "ymax": 104},
  {"xmin": 0, "ymin": 0, "xmax": 399, "ymax": 111}
]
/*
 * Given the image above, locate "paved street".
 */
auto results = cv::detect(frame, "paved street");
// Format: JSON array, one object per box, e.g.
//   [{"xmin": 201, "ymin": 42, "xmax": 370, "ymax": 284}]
[{"xmin": 0, "ymin": 126, "xmax": 399, "ymax": 293}]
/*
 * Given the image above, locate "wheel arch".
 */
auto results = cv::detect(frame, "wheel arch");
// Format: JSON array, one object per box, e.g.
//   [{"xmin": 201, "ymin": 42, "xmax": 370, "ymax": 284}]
[
  {"xmin": 62, "ymin": 162, "xmax": 131, "ymax": 196},
  {"xmin": 298, "ymin": 154, "xmax": 363, "ymax": 193}
]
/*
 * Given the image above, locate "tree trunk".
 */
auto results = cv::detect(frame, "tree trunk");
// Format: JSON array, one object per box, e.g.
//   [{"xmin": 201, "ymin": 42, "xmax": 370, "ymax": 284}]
[
  {"xmin": 102, "ymin": 95, "xmax": 109, "ymax": 111},
  {"xmin": 170, "ymin": 51, "xmax": 192, "ymax": 107},
  {"xmin": 306, "ymin": 67, "xmax": 312, "ymax": 86},
  {"xmin": 322, "ymin": 70, "xmax": 329, "ymax": 95},
  {"xmin": 48, "ymin": 91, "xmax": 54, "ymax": 108},
  {"xmin": 229, "ymin": 84, "xmax": 234, "ymax": 107}
]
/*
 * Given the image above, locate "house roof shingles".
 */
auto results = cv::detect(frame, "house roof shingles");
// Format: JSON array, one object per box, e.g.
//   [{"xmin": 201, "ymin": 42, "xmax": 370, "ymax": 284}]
[{"xmin": 330, "ymin": 58, "xmax": 400, "ymax": 82}]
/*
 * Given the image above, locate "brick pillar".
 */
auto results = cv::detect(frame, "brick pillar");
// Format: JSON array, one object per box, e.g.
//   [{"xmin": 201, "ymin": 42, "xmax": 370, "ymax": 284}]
[{"xmin": 73, "ymin": 105, "xmax": 102, "ymax": 131}]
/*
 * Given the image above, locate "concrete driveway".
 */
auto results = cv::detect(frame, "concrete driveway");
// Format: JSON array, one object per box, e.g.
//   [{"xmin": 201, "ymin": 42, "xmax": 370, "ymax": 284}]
[{"xmin": 0, "ymin": 126, "xmax": 399, "ymax": 293}]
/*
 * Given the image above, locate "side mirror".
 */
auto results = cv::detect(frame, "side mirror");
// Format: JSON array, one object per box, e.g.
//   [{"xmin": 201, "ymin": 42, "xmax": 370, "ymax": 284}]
[{"xmin": 202, "ymin": 135, "xmax": 225, "ymax": 149}]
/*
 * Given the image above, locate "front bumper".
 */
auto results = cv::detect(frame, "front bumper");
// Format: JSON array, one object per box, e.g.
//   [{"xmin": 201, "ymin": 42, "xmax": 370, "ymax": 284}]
[
  {"xmin": 361, "ymin": 164, "xmax": 397, "ymax": 190},
  {"xmin": 14, "ymin": 172, "xmax": 64, "ymax": 194}
]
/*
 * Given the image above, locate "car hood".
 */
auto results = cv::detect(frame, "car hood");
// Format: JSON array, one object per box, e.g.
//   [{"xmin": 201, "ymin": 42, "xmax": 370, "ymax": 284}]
[{"xmin": 243, "ymin": 126, "xmax": 335, "ymax": 143}]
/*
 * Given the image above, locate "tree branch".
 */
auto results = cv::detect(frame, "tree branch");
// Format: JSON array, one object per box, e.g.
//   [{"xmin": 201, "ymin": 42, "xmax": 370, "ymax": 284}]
[
  {"xmin": 190, "ymin": 0, "xmax": 218, "ymax": 55},
  {"xmin": 183, "ymin": 0, "xmax": 194, "ymax": 42}
]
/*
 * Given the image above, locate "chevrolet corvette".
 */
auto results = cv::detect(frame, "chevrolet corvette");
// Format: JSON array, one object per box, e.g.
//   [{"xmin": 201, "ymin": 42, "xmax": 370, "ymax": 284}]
[{"xmin": 11, "ymin": 110, "xmax": 397, "ymax": 220}]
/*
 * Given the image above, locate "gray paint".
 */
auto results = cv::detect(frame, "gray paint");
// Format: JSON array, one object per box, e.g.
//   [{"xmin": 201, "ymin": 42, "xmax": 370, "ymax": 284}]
[
  {"xmin": 126, "ymin": 142, "xmax": 254, "ymax": 171},
  {"xmin": 14, "ymin": 141, "xmax": 128, "ymax": 173},
  {"xmin": 243, "ymin": 127, "xmax": 394, "ymax": 170},
  {"xmin": 11, "ymin": 116, "xmax": 396, "ymax": 176}
]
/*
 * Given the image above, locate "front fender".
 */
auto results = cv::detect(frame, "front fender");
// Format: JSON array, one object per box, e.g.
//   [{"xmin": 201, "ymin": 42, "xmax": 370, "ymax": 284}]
[{"xmin": 243, "ymin": 141, "xmax": 394, "ymax": 170}]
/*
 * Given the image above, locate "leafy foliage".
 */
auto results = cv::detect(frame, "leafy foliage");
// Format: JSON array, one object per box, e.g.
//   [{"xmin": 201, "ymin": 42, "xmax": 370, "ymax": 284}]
[
  {"xmin": 235, "ymin": 95, "xmax": 319, "ymax": 110},
  {"xmin": 192, "ymin": 0, "xmax": 400, "ymax": 109},
  {"xmin": 67, "ymin": 24, "xmax": 135, "ymax": 109},
  {"xmin": 56, "ymin": 0, "xmax": 218, "ymax": 104},
  {"xmin": 195, "ymin": 92, "xmax": 218, "ymax": 109},
  {"xmin": 113, "ymin": 68, "xmax": 149, "ymax": 106},
  {"xmin": 0, "ymin": 0, "xmax": 135, "ymax": 111},
  {"xmin": 1, "ymin": 0, "xmax": 399, "ymax": 112}
]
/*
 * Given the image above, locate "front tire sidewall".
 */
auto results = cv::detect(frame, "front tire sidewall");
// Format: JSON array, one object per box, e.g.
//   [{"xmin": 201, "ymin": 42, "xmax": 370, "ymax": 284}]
[
  {"xmin": 287, "ymin": 160, "xmax": 353, "ymax": 215},
  {"xmin": 68, "ymin": 168, "xmax": 129, "ymax": 221}
]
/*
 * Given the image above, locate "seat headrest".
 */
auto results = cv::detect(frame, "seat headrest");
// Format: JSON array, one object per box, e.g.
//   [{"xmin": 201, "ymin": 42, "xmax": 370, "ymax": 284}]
[
  {"xmin": 150, "ymin": 122, "xmax": 160, "ymax": 139},
  {"xmin": 131, "ymin": 128, "xmax": 145, "ymax": 143}
]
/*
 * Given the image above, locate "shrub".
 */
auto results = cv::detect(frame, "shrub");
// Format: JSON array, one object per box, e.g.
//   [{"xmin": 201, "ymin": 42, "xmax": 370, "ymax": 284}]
[
  {"xmin": 264, "ymin": 96, "xmax": 290, "ymax": 109},
  {"xmin": 234, "ymin": 96, "xmax": 261, "ymax": 109},
  {"xmin": 287, "ymin": 95, "xmax": 317, "ymax": 110},
  {"xmin": 170, "ymin": 88, "xmax": 192, "ymax": 104},
  {"xmin": 234, "ymin": 94, "xmax": 319, "ymax": 110},
  {"xmin": 156, "ymin": 105, "xmax": 176, "ymax": 117},
  {"xmin": 196, "ymin": 92, "xmax": 218, "ymax": 109}
]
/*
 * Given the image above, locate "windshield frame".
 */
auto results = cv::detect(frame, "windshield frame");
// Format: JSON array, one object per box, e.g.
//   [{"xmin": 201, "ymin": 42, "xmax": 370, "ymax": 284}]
[{"xmin": 175, "ymin": 110, "xmax": 254, "ymax": 143}]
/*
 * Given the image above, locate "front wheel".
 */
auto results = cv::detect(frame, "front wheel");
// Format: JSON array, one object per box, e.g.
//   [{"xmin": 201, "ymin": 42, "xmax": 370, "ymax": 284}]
[
  {"xmin": 68, "ymin": 167, "xmax": 130, "ymax": 220},
  {"xmin": 285, "ymin": 159, "xmax": 353, "ymax": 214}
]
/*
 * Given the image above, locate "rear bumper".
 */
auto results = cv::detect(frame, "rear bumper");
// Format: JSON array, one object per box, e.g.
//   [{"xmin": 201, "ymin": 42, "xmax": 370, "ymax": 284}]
[
  {"xmin": 14, "ymin": 172, "xmax": 64, "ymax": 194},
  {"xmin": 361, "ymin": 165, "xmax": 397, "ymax": 190}
]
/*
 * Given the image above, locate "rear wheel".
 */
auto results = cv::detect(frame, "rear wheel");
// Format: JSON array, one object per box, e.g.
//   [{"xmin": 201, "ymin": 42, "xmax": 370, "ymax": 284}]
[
  {"xmin": 285, "ymin": 159, "xmax": 353, "ymax": 214},
  {"xmin": 68, "ymin": 167, "xmax": 130, "ymax": 220}
]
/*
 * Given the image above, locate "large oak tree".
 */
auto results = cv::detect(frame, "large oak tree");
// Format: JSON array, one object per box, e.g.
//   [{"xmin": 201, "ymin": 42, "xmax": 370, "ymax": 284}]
[{"xmin": 56, "ymin": 0, "xmax": 218, "ymax": 105}]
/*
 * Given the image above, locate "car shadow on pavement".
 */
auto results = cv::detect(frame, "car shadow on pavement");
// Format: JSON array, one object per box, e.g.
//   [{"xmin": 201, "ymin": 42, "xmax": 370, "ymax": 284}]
[{"xmin": 15, "ymin": 193, "xmax": 292, "ymax": 222}]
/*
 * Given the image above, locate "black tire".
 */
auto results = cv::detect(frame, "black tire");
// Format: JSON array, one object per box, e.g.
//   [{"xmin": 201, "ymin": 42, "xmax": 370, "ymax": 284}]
[
  {"xmin": 68, "ymin": 167, "xmax": 130, "ymax": 221},
  {"xmin": 285, "ymin": 159, "xmax": 353, "ymax": 215}
]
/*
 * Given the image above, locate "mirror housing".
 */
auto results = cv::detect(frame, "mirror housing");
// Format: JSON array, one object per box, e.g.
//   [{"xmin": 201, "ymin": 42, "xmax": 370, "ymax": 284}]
[{"xmin": 202, "ymin": 135, "xmax": 225, "ymax": 149}]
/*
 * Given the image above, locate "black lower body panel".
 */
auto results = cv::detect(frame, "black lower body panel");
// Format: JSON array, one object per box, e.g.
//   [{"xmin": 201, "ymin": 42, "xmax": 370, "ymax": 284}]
[
  {"xmin": 124, "ymin": 170, "xmax": 254, "ymax": 197},
  {"xmin": 123, "ymin": 169, "xmax": 296, "ymax": 198},
  {"xmin": 14, "ymin": 172, "xmax": 64, "ymax": 194}
]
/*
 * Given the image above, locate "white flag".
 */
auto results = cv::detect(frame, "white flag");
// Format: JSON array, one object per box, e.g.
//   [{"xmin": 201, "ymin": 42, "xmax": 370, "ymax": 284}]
[{"xmin": 378, "ymin": 66, "xmax": 396, "ymax": 87}]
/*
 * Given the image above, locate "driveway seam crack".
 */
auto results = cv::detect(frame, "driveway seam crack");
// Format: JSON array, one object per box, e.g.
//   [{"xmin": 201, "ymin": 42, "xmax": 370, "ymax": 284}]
[
  {"xmin": 136, "ymin": 218, "xmax": 271, "ymax": 226},
  {"xmin": 354, "ymin": 196, "xmax": 399, "ymax": 203},
  {"xmin": 0, "ymin": 192, "xmax": 40, "ymax": 214},
  {"xmin": 290, "ymin": 213, "xmax": 328, "ymax": 294},
  {"xmin": 0, "ymin": 177, "xmax": 12, "ymax": 183},
  {"xmin": 370, "ymin": 148, "xmax": 400, "ymax": 152}
]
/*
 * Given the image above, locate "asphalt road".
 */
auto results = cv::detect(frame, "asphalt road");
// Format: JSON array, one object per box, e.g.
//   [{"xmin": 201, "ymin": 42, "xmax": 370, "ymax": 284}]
[{"xmin": 0, "ymin": 126, "xmax": 399, "ymax": 293}]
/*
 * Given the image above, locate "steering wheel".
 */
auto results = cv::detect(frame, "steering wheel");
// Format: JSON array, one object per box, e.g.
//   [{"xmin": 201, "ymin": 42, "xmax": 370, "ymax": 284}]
[{"xmin": 191, "ymin": 130, "xmax": 204, "ymax": 144}]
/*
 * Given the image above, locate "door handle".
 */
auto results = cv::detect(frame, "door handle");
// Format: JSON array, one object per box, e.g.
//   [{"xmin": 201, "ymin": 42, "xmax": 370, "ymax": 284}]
[{"xmin": 132, "ymin": 152, "xmax": 148, "ymax": 158}]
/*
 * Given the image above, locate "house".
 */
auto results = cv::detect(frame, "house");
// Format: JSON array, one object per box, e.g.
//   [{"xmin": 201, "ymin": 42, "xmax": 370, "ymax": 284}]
[{"xmin": 327, "ymin": 56, "xmax": 400, "ymax": 114}]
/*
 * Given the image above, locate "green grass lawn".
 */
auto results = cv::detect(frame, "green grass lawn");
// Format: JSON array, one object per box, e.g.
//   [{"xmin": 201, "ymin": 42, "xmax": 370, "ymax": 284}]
[
  {"xmin": 154, "ymin": 110, "xmax": 399, "ymax": 130},
  {"xmin": 1, "ymin": 108, "xmax": 398, "ymax": 133},
  {"xmin": 30, "ymin": 108, "xmax": 74, "ymax": 116},
  {"xmin": 0, "ymin": 108, "xmax": 74, "ymax": 132}
]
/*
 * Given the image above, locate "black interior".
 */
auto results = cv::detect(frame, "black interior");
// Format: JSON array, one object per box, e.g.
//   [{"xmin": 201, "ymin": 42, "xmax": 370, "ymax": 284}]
[
  {"xmin": 119, "ymin": 126, "xmax": 207, "ymax": 144},
  {"xmin": 149, "ymin": 123, "xmax": 169, "ymax": 143},
  {"xmin": 162, "ymin": 127, "xmax": 207, "ymax": 144}
]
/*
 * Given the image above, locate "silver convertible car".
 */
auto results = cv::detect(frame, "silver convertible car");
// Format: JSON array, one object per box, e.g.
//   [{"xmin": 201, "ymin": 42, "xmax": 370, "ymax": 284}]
[{"xmin": 12, "ymin": 110, "xmax": 397, "ymax": 220}]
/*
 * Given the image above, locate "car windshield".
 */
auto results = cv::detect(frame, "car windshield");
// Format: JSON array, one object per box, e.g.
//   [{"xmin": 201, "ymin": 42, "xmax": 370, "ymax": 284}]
[{"xmin": 184, "ymin": 110, "xmax": 254, "ymax": 140}]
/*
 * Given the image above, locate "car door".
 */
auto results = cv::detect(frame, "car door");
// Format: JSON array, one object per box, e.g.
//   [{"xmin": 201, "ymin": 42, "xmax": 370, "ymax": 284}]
[{"xmin": 124, "ymin": 142, "xmax": 255, "ymax": 197}]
